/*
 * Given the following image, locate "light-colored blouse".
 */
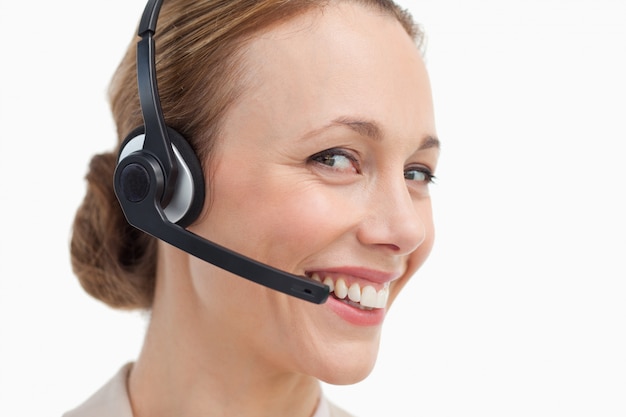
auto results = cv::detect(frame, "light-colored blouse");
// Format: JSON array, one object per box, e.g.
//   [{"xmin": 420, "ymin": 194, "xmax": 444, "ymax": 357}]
[{"xmin": 62, "ymin": 363, "xmax": 354, "ymax": 417}]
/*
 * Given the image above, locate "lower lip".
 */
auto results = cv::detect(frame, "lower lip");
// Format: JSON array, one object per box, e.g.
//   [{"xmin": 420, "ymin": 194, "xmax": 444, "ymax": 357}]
[{"xmin": 326, "ymin": 295, "xmax": 386, "ymax": 326}]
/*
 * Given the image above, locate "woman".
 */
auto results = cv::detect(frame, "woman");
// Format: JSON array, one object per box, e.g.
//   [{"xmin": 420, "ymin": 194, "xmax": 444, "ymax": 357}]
[{"xmin": 66, "ymin": 0, "xmax": 440, "ymax": 416}]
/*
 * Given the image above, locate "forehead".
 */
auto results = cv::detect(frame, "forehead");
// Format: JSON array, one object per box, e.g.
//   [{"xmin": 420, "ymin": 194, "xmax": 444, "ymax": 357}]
[{"xmin": 231, "ymin": 2, "xmax": 435, "ymax": 142}]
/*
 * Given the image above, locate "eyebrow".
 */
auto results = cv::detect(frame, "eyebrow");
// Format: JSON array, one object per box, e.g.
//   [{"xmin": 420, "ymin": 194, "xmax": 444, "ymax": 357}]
[
  {"xmin": 332, "ymin": 116, "xmax": 384, "ymax": 142},
  {"xmin": 419, "ymin": 134, "xmax": 441, "ymax": 151},
  {"xmin": 326, "ymin": 116, "xmax": 441, "ymax": 150}
]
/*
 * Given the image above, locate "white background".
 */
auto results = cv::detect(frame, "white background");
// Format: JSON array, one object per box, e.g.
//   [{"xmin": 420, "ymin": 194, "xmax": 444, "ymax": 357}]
[{"xmin": 1, "ymin": 0, "xmax": 625, "ymax": 416}]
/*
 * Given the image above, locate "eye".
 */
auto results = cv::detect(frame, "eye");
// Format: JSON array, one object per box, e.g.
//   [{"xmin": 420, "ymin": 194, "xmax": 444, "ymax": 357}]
[
  {"xmin": 308, "ymin": 148, "xmax": 360, "ymax": 174},
  {"xmin": 404, "ymin": 166, "xmax": 436, "ymax": 184}
]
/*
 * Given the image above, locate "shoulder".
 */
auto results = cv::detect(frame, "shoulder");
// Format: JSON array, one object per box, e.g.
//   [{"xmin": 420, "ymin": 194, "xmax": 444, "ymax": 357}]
[{"xmin": 62, "ymin": 363, "xmax": 134, "ymax": 417}]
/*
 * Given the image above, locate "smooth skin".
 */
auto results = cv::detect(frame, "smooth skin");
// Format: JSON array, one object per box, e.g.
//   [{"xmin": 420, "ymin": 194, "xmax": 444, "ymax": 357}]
[{"xmin": 129, "ymin": 3, "xmax": 440, "ymax": 417}]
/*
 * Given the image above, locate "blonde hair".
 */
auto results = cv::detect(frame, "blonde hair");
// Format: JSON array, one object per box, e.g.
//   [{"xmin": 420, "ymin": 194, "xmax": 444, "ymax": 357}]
[{"xmin": 70, "ymin": 0, "xmax": 423, "ymax": 309}]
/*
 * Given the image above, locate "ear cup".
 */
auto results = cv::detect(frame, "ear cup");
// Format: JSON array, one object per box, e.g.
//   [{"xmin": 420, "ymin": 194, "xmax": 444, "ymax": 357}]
[{"xmin": 118, "ymin": 126, "xmax": 205, "ymax": 228}]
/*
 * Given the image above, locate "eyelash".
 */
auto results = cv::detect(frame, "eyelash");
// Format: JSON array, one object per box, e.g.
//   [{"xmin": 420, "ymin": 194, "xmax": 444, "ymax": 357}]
[
  {"xmin": 309, "ymin": 148, "xmax": 436, "ymax": 184},
  {"xmin": 308, "ymin": 148, "xmax": 361, "ymax": 174},
  {"xmin": 405, "ymin": 166, "xmax": 436, "ymax": 185}
]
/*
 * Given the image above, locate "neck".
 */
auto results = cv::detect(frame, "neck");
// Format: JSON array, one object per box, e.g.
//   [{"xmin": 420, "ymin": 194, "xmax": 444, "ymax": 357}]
[{"xmin": 128, "ymin": 248, "xmax": 321, "ymax": 417}]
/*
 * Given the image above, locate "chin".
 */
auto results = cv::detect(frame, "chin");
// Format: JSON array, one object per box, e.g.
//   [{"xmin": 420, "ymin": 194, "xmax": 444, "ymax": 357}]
[
  {"xmin": 318, "ymin": 359, "xmax": 378, "ymax": 386},
  {"xmin": 311, "ymin": 338, "xmax": 381, "ymax": 385}
]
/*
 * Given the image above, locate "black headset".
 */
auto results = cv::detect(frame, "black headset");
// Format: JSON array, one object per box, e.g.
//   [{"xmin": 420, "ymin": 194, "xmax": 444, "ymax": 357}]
[{"xmin": 113, "ymin": 0, "xmax": 329, "ymax": 304}]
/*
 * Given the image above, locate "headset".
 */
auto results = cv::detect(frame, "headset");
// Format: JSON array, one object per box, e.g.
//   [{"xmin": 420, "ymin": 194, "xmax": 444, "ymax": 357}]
[{"xmin": 112, "ymin": 0, "xmax": 329, "ymax": 304}]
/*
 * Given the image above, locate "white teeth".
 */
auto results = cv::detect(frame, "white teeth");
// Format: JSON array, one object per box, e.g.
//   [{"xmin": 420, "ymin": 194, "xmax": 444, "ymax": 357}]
[
  {"xmin": 309, "ymin": 273, "xmax": 390, "ymax": 309},
  {"xmin": 323, "ymin": 277, "xmax": 334, "ymax": 292},
  {"xmin": 376, "ymin": 287, "xmax": 389, "ymax": 309},
  {"xmin": 360, "ymin": 285, "xmax": 377, "ymax": 308},
  {"xmin": 334, "ymin": 278, "xmax": 348, "ymax": 299},
  {"xmin": 348, "ymin": 283, "xmax": 361, "ymax": 302}
]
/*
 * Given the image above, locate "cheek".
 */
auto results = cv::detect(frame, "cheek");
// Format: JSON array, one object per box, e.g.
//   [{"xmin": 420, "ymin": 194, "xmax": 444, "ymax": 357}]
[
  {"xmin": 253, "ymin": 187, "xmax": 355, "ymax": 266},
  {"xmin": 199, "ymin": 167, "xmax": 354, "ymax": 268}
]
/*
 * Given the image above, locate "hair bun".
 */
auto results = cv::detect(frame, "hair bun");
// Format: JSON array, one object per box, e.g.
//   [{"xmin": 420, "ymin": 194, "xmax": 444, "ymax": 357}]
[{"xmin": 70, "ymin": 152, "xmax": 156, "ymax": 309}]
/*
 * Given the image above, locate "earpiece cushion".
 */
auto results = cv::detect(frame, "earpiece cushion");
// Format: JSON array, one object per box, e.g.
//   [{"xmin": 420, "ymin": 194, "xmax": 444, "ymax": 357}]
[
  {"xmin": 166, "ymin": 127, "xmax": 206, "ymax": 228},
  {"xmin": 120, "ymin": 126, "xmax": 206, "ymax": 228}
]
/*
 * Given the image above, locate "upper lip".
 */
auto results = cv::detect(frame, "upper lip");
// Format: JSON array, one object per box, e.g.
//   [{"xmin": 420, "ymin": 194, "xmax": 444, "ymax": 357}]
[{"xmin": 305, "ymin": 266, "xmax": 403, "ymax": 285}]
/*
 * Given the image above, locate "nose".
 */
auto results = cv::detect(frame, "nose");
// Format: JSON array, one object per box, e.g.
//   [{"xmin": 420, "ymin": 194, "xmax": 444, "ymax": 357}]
[{"xmin": 356, "ymin": 178, "xmax": 427, "ymax": 255}]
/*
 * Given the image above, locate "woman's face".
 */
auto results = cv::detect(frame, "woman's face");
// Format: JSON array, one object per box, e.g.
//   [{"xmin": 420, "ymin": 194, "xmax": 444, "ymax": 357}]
[{"xmin": 186, "ymin": 3, "xmax": 439, "ymax": 384}]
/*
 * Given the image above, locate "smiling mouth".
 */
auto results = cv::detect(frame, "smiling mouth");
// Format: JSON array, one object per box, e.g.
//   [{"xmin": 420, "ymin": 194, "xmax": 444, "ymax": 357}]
[{"xmin": 307, "ymin": 273, "xmax": 389, "ymax": 310}]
